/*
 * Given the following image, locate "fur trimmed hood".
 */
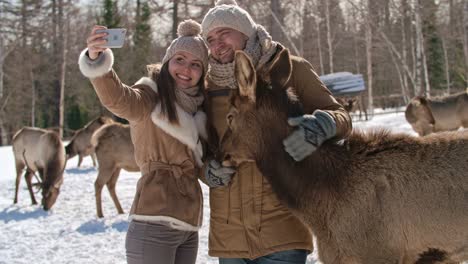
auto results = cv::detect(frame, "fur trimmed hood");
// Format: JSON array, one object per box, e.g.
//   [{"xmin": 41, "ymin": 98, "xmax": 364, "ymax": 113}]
[{"xmin": 135, "ymin": 77, "xmax": 207, "ymax": 167}]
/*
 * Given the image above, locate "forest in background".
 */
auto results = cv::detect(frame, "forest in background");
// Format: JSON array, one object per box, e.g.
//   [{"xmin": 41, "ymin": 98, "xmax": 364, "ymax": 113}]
[{"xmin": 0, "ymin": 0, "xmax": 467, "ymax": 145}]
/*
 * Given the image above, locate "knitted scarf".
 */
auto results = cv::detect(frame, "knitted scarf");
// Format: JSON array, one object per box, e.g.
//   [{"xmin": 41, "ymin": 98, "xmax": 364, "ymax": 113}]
[
  {"xmin": 175, "ymin": 85, "xmax": 204, "ymax": 114},
  {"xmin": 208, "ymin": 25, "xmax": 278, "ymax": 89}
]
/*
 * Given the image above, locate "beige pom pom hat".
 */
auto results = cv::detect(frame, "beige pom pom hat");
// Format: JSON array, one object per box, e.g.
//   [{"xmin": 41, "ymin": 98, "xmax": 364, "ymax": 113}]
[
  {"xmin": 201, "ymin": 0, "xmax": 257, "ymax": 39},
  {"xmin": 162, "ymin": 19, "xmax": 209, "ymax": 71}
]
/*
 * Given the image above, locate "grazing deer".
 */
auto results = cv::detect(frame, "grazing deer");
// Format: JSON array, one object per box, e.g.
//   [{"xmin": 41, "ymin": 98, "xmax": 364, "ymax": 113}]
[
  {"xmin": 219, "ymin": 50, "xmax": 468, "ymax": 264},
  {"xmin": 336, "ymin": 96, "xmax": 368, "ymax": 120},
  {"xmin": 12, "ymin": 127, "xmax": 66, "ymax": 210},
  {"xmin": 405, "ymin": 91, "xmax": 468, "ymax": 136},
  {"xmin": 336, "ymin": 97, "xmax": 356, "ymax": 113},
  {"xmin": 65, "ymin": 116, "xmax": 114, "ymax": 167},
  {"xmin": 91, "ymin": 122, "xmax": 139, "ymax": 218}
]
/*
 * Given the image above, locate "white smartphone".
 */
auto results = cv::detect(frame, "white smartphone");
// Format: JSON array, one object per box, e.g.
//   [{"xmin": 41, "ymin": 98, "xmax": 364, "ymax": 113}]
[{"xmin": 96, "ymin": 28, "xmax": 127, "ymax": 48}]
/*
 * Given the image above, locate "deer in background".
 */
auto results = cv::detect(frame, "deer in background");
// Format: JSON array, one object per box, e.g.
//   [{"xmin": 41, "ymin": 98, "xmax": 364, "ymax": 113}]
[
  {"xmin": 91, "ymin": 122, "xmax": 139, "ymax": 218},
  {"xmin": 12, "ymin": 127, "xmax": 67, "ymax": 211},
  {"xmin": 405, "ymin": 91, "xmax": 468, "ymax": 136},
  {"xmin": 219, "ymin": 50, "xmax": 468, "ymax": 264},
  {"xmin": 65, "ymin": 116, "xmax": 114, "ymax": 167}
]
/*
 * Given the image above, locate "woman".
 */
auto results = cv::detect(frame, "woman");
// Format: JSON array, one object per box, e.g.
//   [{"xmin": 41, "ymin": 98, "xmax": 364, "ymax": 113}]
[{"xmin": 78, "ymin": 20, "xmax": 209, "ymax": 264}]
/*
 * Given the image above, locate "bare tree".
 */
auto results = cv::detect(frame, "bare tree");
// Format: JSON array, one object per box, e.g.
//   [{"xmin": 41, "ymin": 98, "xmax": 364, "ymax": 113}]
[
  {"xmin": 442, "ymin": 38, "xmax": 451, "ymax": 95},
  {"xmin": 365, "ymin": 0, "xmax": 374, "ymax": 114},
  {"xmin": 464, "ymin": 0, "xmax": 468, "ymax": 87},
  {"xmin": 325, "ymin": 0, "xmax": 334, "ymax": 73},
  {"xmin": 172, "ymin": 0, "xmax": 179, "ymax": 40}
]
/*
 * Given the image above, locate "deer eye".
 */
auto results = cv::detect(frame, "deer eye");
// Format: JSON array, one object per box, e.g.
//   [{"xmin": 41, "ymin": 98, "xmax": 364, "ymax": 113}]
[{"xmin": 226, "ymin": 113, "xmax": 234, "ymax": 126}]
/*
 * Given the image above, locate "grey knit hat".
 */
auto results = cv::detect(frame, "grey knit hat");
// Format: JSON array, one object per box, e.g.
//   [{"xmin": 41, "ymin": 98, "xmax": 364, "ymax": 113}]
[
  {"xmin": 162, "ymin": 19, "xmax": 209, "ymax": 71},
  {"xmin": 202, "ymin": 0, "xmax": 256, "ymax": 40}
]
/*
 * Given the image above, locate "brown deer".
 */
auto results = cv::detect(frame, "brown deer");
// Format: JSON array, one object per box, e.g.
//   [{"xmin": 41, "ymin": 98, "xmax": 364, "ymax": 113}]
[
  {"xmin": 12, "ymin": 127, "xmax": 67, "ymax": 210},
  {"xmin": 65, "ymin": 116, "xmax": 114, "ymax": 167},
  {"xmin": 405, "ymin": 91, "xmax": 468, "ymax": 136},
  {"xmin": 335, "ymin": 97, "xmax": 356, "ymax": 113},
  {"xmin": 336, "ymin": 96, "xmax": 368, "ymax": 120},
  {"xmin": 91, "ymin": 122, "xmax": 139, "ymax": 218},
  {"xmin": 219, "ymin": 50, "xmax": 468, "ymax": 264}
]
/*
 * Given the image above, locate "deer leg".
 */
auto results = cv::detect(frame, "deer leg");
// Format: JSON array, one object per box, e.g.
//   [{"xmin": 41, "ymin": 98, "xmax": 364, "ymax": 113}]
[
  {"xmin": 24, "ymin": 170, "xmax": 38, "ymax": 205},
  {"xmin": 14, "ymin": 162, "xmax": 25, "ymax": 204},
  {"xmin": 95, "ymin": 164, "xmax": 114, "ymax": 218},
  {"xmin": 77, "ymin": 155, "xmax": 83, "ymax": 167},
  {"xmin": 91, "ymin": 153, "xmax": 97, "ymax": 167},
  {"xmin": 107, "ymin": 168, "xmax": 124, "ymax": 214}
]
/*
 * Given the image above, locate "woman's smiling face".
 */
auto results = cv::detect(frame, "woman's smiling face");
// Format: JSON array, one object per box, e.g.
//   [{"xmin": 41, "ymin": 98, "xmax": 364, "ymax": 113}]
[{"xmin": 168, "ymin": 51, "xmax": 204, "ymax": 89}]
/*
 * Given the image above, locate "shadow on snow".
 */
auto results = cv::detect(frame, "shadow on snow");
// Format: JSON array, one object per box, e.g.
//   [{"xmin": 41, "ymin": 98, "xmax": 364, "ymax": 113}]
[
  {"xmin": 0, "ymin": 206, "xmax": 49, "ymax": 223},
  {"xmin": 76, "ymin": 219, "xmax": 128, "ymax": 235},
  {"xmin": 65, "ymin": 167, "xmax": 97, "ymax": 175}
]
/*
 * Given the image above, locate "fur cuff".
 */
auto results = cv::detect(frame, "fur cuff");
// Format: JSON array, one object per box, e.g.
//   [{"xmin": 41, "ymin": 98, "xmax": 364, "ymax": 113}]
[{"xmin": 78, "ymin": 48, "xmax": 114, "ymax": 79}]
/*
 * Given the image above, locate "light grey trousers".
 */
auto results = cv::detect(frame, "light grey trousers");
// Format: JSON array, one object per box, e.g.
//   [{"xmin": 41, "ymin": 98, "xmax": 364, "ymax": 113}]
[{"xmin": 125, "ymin": 220, "xmax": 199, "ymax": 264}]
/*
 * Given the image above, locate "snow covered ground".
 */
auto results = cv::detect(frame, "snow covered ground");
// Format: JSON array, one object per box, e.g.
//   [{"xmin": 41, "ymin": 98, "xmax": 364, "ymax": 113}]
[{"xmin": 0, "ymin": 110, "xmax": 458, "ymax": 264}]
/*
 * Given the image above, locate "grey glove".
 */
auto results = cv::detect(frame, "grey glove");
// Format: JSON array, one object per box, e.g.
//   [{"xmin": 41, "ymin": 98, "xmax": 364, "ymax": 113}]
[
  {"xmin": 205, "ymin": 160, "xmax": 236, "ymax": 187},
  {"xmin": 283, "ymin": 110, "xmax": 337, "ymax": 161}
]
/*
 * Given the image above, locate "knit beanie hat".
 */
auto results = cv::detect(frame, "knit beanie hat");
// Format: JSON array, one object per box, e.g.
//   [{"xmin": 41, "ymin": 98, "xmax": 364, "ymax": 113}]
[
  {"xmin": 162, "ymin": 19, "xmax": 209, "ymax": 71},
  {"xmin": 202, "ymin": 0, "xmax": 256, "ymax": 39}
]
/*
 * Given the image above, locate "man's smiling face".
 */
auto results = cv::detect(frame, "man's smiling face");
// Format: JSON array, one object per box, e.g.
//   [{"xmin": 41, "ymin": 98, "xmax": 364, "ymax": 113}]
[{"xmin": 206, "ymin": 27, "xmax": 248, "ymax": 64}]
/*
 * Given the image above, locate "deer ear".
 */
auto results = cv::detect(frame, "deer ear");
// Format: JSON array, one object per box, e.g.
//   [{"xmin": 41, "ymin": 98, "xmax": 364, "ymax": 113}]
[
  {"xmin": 268, "ymin": 48, "xmax": 292, "ymax": 89},
  {"xmin": 235, "ymin": 51, "xmax": 256, "ymax": 102}
]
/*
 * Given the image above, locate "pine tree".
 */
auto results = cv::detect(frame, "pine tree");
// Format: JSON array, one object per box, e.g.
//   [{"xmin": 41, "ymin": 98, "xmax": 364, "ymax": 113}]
[
  {"xmin": 100, "ymin": 0, "xmax": 121, "ymax": 28},
  {"xmin": 421, "ymin": 0, "xmax": 445, "ymax": 93},
  {"xmin": 132, "ymin": 0, "xmax": 152, "ymax": 79}
]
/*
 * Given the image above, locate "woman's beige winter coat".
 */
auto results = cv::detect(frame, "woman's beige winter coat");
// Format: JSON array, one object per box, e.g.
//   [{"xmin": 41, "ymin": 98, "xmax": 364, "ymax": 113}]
[
  {"xmin": 79, "ymin": 49, "xmax": 206, "ymax": 231},
  {"xmin": 205, "ymin": 45, "xmax": 353, "ymax": 259}
]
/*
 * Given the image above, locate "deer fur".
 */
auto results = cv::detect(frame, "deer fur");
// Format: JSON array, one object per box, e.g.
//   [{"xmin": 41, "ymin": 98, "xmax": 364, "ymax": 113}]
[
  {"xmin": 91, "ymin": 122, "xmax": 139, "ymax": 218},
  {"xmin": 12, "ymin": 127, "xmax": 66, "ymax": 210},
  {"xmin": 65, "ymin": 116, "xmax": 114, "ymax": 167},
  {"xmin": 219, "ymin": 50, "xmax": 468, "ymax": 264},
  {"xmin": 405, "ymin": 92, "xmax": 468, "ymax": 136}
]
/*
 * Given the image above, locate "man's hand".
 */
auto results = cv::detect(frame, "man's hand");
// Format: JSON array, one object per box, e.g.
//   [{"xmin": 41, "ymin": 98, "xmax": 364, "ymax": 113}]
[
  {"xmin": 283, "ymin": 110, "xmax": 337, "ymax": 161},
  {"xmin": 205, "ymin": 160, "xmax": 236, "ymax": 187}
]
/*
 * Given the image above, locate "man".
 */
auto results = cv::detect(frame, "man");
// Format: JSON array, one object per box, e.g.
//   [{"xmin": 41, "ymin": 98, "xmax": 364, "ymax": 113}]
[{"xmin": 201, "ymin": 1, "xmax": 352, "ymax": 263}]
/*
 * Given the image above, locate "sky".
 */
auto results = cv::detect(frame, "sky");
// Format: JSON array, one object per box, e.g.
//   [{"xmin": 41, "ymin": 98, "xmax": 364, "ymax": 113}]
[{"xmin": 0, "ymin": 110, "xmax": 465, "ymax": 264}]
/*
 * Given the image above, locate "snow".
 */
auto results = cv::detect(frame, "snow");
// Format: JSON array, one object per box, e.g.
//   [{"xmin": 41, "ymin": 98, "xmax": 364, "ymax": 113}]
[{"xmin": 0, "ymin": 110, "xmax": 459, "ymax": 264}]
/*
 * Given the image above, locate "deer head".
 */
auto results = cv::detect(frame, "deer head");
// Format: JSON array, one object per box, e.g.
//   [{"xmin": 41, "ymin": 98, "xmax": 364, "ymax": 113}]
[
  {"xmin": 41, "ymin": 156, "xmax": 66, "ymax": 210},
  {"xmin": 220, "ymin": 49, "xmax": 299, "ymax": 166}
]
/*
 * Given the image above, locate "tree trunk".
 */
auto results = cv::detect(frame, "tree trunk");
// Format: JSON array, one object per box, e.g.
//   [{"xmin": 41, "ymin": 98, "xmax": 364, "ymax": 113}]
[
  {"xmin": 31, "ymin": 69, "xmax": 35, "ymax": 127},
  {"xmin": 401, "ymin": 0, "xmax": 410, "ymax": 97},
  {"xmin": 365, "ymin": 0, "xmax": 373, "ymax": 115},
  {"xmin": 463, "ymin": 0, "xmax": 468, "ymax": 87},
  {"xmin": 379, "ymin": 31, "xmax": 416, "ymax": 92},
  {"xmin": 316, "ymin": 17, "xmax": 324, "ymax": 75},
  {"xmin": 0, "ymin": 113, "xmax": 7, "ymax": 145},
  {"xmin": 325, "ymin": 0, "xmax": 334, "ymax": 73},
  {"xmin": 413, "ymin": 0, "xmax": 423, "ymax": 96},
  {"xmin": 442, "ymin": 38, "xmax": 451, "ymax": 95},
  {"xmin": 172, "ymin": 0, "xmax": 179, "ymax": 40},
  {"xmin": 388, "ymin": 41, "xmax": 410, "ymax": 103},
  {"xmin": 0, "ymin": 88, "xmax": 14, "ymax": 145},
  {"xmin": 0, "ymin": 38, "xmax": 4, "ymax": 99},
  {"xmin": 58, "ymin": 1, "xmax": 68, "ymax": 138},
  {"xmin": 270, "ymin": 0, "xmax": 283, "ymax": 43},
  {"xmin": 268, "ymin": 2, "xmax": 300, "ymax": 56},
  {"xmin": 417, "ymin": 1, "xmax": 430, "ymax": 97},
  {"xmin": 352, "ymin": 5, "xmax": 360, "ymax": 74}
]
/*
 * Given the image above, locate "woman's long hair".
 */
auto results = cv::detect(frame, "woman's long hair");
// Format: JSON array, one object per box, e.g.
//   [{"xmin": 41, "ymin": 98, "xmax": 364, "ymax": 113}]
[{"xmin": 151, "ymin": 62, "xmax": 206, "ymax": 124}]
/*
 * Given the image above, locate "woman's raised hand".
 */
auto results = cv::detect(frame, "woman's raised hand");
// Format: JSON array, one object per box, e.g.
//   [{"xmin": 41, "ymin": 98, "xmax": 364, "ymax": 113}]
[{"xmin": 86, "ymin": 25, "xmax": 108, "ymax": 60}]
